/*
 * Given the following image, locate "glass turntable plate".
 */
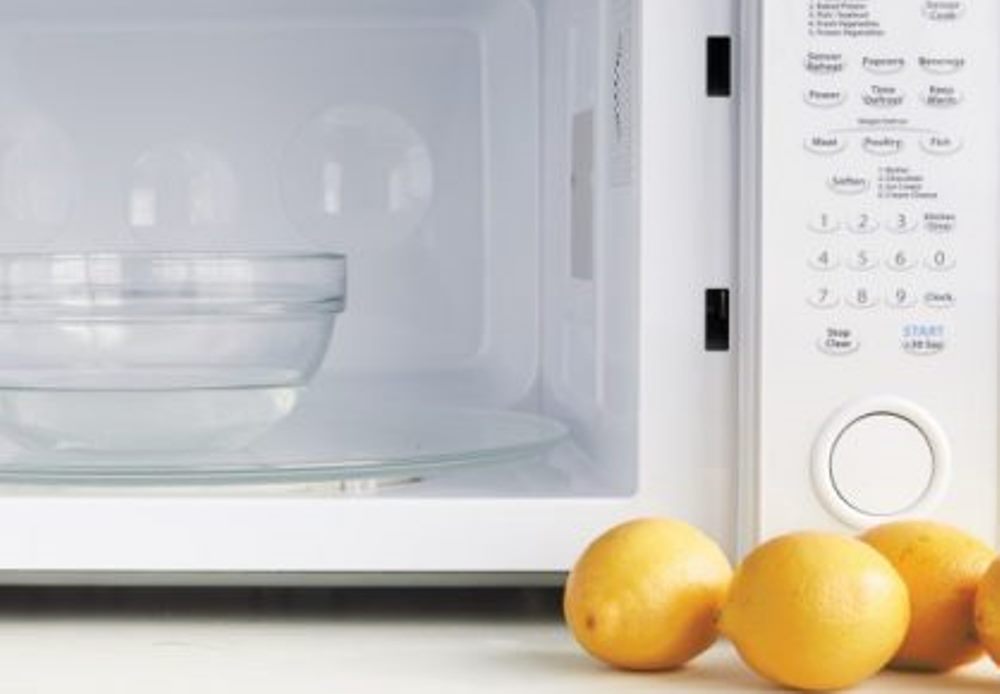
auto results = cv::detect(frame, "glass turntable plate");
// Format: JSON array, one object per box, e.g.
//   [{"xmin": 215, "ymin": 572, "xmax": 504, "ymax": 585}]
[{"xmin": 0, "ymin": 403, "xmax": 567, "ymax": 486}]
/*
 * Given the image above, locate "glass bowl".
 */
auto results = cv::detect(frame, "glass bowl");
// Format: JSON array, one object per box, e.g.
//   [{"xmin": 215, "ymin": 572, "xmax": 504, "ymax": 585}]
[{"xmin": 0, "ymin": 252, "xmax": 346, "ymax": 453}]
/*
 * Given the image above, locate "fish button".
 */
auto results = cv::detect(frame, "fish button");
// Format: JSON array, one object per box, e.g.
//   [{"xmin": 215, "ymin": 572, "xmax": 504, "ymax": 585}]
[
  {"xmin": 818, "ymin": 327, "xmax": 859, "ymax": 356},
  {"xmin": 862, "ymin": 84, "xmax": 905, "ymax": 109},
  {"xmin": 862, "ymin": 135, "xmax": 904, "ymax": 157},
  {"xmin": 922, "ymin": 85, "xmax": 963, "ymax": 108},
  {"xmin": 805, "ymin": 134, "xmax": 848, "ymax": 155},
  {"xmin": 920, "ymin": 134, "xmax": 963, "ymax": 156},
  {"xmin": 862, "ymin": 56, "xmax": 905, "ymax": 75},
  {"xmin": 827, "ymin": 175, "xmax": 869, "ymax": 196},
  {"xmin": 804, "ymin": 52, "xmax": 847, "ymax": 75},
  {"xmin": 922, "ymin": 0, "xmax": 966, "ymax": 21},
  {"xmin": 919, "ymin": 56, "xmax": 966, "ymax": 75},
  {"xmin": 804, "ymin": 88, "xmax": 848, "ymax": 108}
]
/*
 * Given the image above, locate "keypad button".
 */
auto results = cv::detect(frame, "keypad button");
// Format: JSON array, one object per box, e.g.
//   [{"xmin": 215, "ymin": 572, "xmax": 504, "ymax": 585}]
[
  {"xmin": 924, "ymin": 212, "xmax": 957, "ymax": 233},
  {"xmin": 805, "ymin": 134, "xmax": 848, "ymax": 155},
  {"xmin": 922, "ymin": 1, "xmax": 966, "ymax": 22},
  {"xmin": 886, "ymin": 212, "xmax": 919, "ymax": 233},
  {"xmin": 861, "ymin": 56, "xmax": 905, "ymax": 75},
  {"xmin": 847, "ymin": 287, "xmax": 879, "ymax": 309},
  {"xmin": 926, "ymin": 249, "xmax": 956, "ymax": 271},
  {"xmin": 827, "ymin": 175, "xmax": 869, "ymax": 196},
  {"xmin": 862, "ymin": 135, "xmax": 904, "ymax": 156},
  {"xmin": 808, "ymin": 287, "xmax": 840, "ymax": 309},
  {"xmin": 809, "ymin": 249, "xmax": 839, "ymax": 271},
  {"xmin": 918, "ymin": 56, "xmax": 966, "ymax": 74},
  {"xmin": 848, "ymin": 249, "xmax": 879, "ymax": 272},
  {"xmin": 921, "ymin": 85, "xmax": 963, "ymax": 108},
  {"xmin": 862, "ymin": 84, "xmax": 905, "ymax": 109},
  {"xmin": 924, "ymin": 290, "xmax": 956, "ymax": 309},
  {"xmin": 804, "ymin": 88, "xmax": 848, "ymax": 108},
  {"xmin": 804, "ymin": 52, "xmax": 847, "ymax": 75},
  {"xmin": 809, "ymin": 212, "xmax": 840, "ymax": 233},
  {"xmin": 887, "ymin": 286, "xmax": 918, "ymax": 309},
  {"xmin": 886, "ymin": 249, "xmax": 917, "ymax": 272},
  {"xmin": 818, "ymin": 327, "xmax": 860, "ymax": 356},
  {"xmin": 848, "ymin": 212, "xmax": 879, "ymax": 234}
]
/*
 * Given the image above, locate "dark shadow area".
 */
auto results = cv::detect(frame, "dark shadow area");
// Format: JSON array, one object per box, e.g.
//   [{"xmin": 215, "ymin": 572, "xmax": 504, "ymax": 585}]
[{"xmin": 0, "ymin": 586, "xmax": 564, "ymax": 622}]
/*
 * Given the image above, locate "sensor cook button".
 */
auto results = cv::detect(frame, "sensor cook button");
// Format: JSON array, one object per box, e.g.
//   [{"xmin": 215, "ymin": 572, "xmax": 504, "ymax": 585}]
[
  {"xmin": 830, "ymin": 414, "xmax": 934, "ymax": 516},
  {"xmin": 922, "ymin": 1, "xmax": 966, "ymax": 22}
]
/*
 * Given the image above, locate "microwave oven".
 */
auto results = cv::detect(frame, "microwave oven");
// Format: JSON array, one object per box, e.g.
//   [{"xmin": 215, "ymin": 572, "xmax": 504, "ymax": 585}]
[{"xmin": 0, "ymin": 0, "xmax": 988, "ymax": 585}]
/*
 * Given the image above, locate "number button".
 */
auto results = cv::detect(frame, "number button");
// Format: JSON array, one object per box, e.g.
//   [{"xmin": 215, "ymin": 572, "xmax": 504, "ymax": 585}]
[
  {"xmin": 848, "ymin": 213, "xmax": 879, "ymax": 234},
  {"xmin": 886, "ymin": 212, "xmax": 918, "ymax": 233},
  {"xmin": 926, "ymin": 249, "xmax": 956, "ymax": 271},
  {"xmin": 809, "ymin": 249, "xmax": 839, "ymax": 271},
  {"xmin": 809, "ymin": 212, "xmax": 840, "ymax": 234},
  {"xmin": 887, "ymin": 286, "xmax": 917, "ymax": 309},
  {"xmin": 886, "ymin": 249, "xmax": 917, "ymax": 272},
  {"xmin": 848, "ymin": 249, "xmax": 878, "ymax": 272},
  {"xmin": 808, "ymin": 287, "xmax": 840, "ymax": 309},
  {"xmin": 847, "ymin": 287, "xmax": 879, "ymax": 309}
]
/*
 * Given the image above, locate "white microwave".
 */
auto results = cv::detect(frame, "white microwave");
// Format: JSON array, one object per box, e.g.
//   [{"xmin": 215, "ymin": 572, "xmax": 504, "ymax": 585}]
[{"xmin": 0, "ymin": 0, "xmax": 988, "ymax": 585}]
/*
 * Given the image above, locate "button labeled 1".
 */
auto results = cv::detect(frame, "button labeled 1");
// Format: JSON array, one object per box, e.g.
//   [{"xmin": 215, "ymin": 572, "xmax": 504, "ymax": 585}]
[{"xmin": 809, "ymin": 212, "xmax": 840, "ymax": 233}]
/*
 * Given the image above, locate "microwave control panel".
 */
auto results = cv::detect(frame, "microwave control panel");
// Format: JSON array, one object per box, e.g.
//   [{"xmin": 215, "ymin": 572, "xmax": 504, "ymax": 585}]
[{"xmin": 745, "ymin": 0, "xmax": 998, "ymax": 542}]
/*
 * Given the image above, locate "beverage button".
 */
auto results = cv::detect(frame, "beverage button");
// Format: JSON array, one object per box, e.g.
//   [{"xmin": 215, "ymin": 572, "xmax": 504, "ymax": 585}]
[
  {"xmin": 886, "ymin": 249, "xmax": 917, "ymax": 272},
  {"xmin": 804, "ymin": 52, "xmax": 847, "ymax": 75},
  {"xmin": 886, "ymin": 212, "xmax": 919, "ymax": 233},
  {"xmin": 809, "ymin": 249, "xmax": 839, "ymax": 271},
  {"xmin": 920, "ymin": 133, "xmax": 963, "ymax": 156},
  {"xmin": 921, "ymin": 85, "xmax": 963, "ymax": 108},
  {"xmin": 818, "ymin": 327, "xmax": 859, "ymax": 356},
  {"xmin": 808, "ymin": 287, "xmax": 840, "ymax": 309},
  {"xmin": 809, "ymin": 212, "xmax": 840, "ymax": 233},
  {"xmin": 924, "ymin": 290, "xmax": 956, "ymax": 309},
  {"xmin": 862, "ymin": 135, "xmax": 904, "ymax": 156},
  {"xmin": 926, "ymin": 249, "xmax": 956, "ymax": 271},
  {"xmin": 805, "ymin": 133, "xmax": 848, "ymax": 155},
  {"xmin": 924, "ymin": 212, "xmax": 957, "ymax": 233},
  {"xmin": 848, "ymin": 250, "xmax": 878, "ymax": 272},
  {"xmin": 901, "ymin": 324, "xmax": 945, "ymax": 356},
  {"xmin": 918, "ymin": 56, "xmax": 966, "ymax": 74},
  {"xmin": 887, "ymin": 286, "xmax": 918, "ymax": 309},
  {"xmin": 862, "ymin": 84, "xmax": 905, "ymax": 109},
  {"xmin": 847, "ymin": 287, "xmax": 879, "ymax": 309},
  {"xmin": 922, "ymin": 0, "xmax": 966, "ymax": 21},
  {"xmin": 804, "ymin": 88, "xmax": 848, "ymax": 108},
  {"xmin": 827, "ymin": 175, "xmax": 869, "ymax": 196},
  {"xmin": 862, "ymin": 56, "xmax": 905, "ymax": 75}
]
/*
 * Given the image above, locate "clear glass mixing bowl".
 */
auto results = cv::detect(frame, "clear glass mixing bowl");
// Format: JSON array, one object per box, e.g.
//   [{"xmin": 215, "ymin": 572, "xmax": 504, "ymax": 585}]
[{"xmin": 0, "ymin": 252, "xmax": 346, "ymax": 453}]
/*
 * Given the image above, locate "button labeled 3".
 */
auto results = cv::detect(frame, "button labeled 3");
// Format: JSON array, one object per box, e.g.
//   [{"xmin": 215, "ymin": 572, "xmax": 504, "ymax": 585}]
[{"xmin": 887, "ymin": 212, "xmax": 918, "ymax": 233}]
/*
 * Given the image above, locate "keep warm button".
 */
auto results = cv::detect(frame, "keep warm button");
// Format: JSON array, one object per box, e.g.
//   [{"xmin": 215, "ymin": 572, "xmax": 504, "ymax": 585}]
[
  {"xmin": 818, "ymin": 327, "xmax": 860, "ymax": 356},
  {"xmin": 902, "ymin": 324, "xmax": 946, "ymax": 356}
]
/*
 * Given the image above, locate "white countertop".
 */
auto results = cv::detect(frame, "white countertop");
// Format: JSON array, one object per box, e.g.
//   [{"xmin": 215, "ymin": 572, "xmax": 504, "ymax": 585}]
[{"xmin": 0, "ymin": 587, "xmax": 993, "ymax": 693}]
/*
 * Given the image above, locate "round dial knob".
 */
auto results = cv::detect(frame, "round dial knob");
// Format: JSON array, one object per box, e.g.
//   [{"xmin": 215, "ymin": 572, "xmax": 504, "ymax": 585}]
[{"xmin": 829, "ymin": 413, "xmax": 934, "ymax": 516}]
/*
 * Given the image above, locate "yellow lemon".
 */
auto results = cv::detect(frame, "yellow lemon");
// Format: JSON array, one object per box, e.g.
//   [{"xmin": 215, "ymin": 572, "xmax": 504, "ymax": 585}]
[
  {"xmin": 975, "ymin": 556, "xmax": 1000, "ymax": 666},
  {"xmin": 563, "ymin": 517, "xmax": 732, "ymax": 671},
  {"xmin": 862, "ymin": 520, "xmax": 994, "ymax": 671},
  {"xmin": 719, "ymin": 532, "xmax": 909, "ymax": 691}
]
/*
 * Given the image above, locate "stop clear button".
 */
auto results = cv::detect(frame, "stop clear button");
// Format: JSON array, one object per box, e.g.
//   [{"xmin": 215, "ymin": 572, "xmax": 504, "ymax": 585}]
[
  {"xmin": 812, "ymin": 398, "xmax": 951, "ymax": 527},
  {"xmin": 830, "ymin": 414, "xmax": 933, "ymax": 516}
]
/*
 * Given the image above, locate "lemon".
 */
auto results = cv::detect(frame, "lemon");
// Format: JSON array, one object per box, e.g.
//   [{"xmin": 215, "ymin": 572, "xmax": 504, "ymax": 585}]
[
  {"xmin": 975, "ymin": 556, "xmax": 1000, "ymax": 666},
  {"xmin": 862, "ymin": 520, "xmax": 994, "ymax": 671},
  {"xmin": 719, "ymin": 532, "xmax": 909, "ymax": 691},
  {"xmin": 563, "ymin": 517, "xmax": 732, "ymax": 671}
]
